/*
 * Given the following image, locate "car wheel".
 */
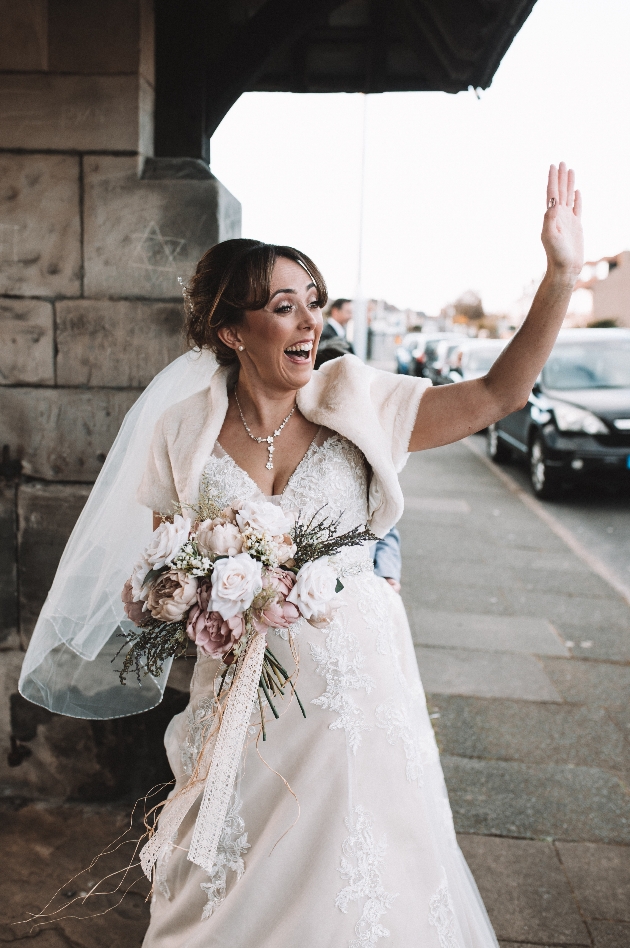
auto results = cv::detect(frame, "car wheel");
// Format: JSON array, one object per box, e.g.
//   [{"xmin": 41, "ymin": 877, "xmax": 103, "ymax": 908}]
[
  {"xmin": 529, "ymin": 437, "xmax": 560, "ymax": 498},
  {"xmin": 487, "ymin": 425, "xmax": 511, "ymax": 463}
]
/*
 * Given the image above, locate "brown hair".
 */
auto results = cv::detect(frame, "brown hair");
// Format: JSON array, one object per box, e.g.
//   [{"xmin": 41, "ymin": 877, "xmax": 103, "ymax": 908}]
[{"xmin": 185, "ymin": 239, "xmax": 328, "ymax": 366}]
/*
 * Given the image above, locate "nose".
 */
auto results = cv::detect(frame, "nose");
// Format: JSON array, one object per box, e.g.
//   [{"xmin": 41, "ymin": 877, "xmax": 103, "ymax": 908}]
[{"xmin": 297, "ymin": 302, "xmax": 320, "ymax": 330}]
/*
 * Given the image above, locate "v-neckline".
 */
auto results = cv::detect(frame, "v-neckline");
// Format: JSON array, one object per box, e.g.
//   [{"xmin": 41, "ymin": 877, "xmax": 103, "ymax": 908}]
[{"xmin": 214, "ymin": 430, "xmax": 332, "ymax": 500}]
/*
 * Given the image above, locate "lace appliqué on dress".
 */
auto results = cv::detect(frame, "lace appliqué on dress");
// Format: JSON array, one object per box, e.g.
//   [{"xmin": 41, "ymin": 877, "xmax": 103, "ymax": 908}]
[
  {"xmin": 200, "ymin": 791, "xmax": 250, "ymax": 919},
  {"xmin": 336, "ymin": 805, "xmax": 398, "ymax": 948},
  {"xmin": 375, "ymin": 698, "xmax": 423, "ymax": 786},
  {"xmin": 181, "ymin": 694, "xmax": 219, "ymax": 777},
  {"xmin": 310, "ymin": 609, "xmax": 374, "ymax": 754},
  {"xmin": 428, "ymin": 874, "xmax": 461, "ymax": 948}
]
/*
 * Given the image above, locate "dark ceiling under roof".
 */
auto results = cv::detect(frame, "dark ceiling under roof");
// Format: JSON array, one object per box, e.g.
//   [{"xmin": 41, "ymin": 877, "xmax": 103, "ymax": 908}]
[{"xmin": 154, "ymin": 0, "xmax": 537, "ymax": 162}]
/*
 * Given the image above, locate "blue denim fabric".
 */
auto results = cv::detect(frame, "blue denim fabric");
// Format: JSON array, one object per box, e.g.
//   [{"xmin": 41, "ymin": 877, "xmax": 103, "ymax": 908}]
[{"xmin": 371, "ymin": 526, "xmax": 401, "ymax": 582}]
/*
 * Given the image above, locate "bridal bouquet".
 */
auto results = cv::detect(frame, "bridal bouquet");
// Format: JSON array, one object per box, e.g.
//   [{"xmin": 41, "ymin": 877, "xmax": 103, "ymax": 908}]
[{"xmin": 119, "ymin": 495, "xmax": 374, "ymax": 726}]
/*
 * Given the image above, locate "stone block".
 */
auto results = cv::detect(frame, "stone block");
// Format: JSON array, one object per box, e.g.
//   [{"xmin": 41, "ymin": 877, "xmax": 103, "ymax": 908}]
[
  {"xmin": 0, "ymin": 0, "xmax": 47, "ymax": 70},
  {"xmin": 0, "ymin": 154, "xmax": 80, "ymax": 298},
  {"xmin": 429, "ymin": 696, "xmax": 630, "ymax": 775},
  {"xmin": 0, "ymin": 75, "xmax": 141, "ymax": 152},
  {"xmin": 0, "ymin": 651, "xmax": 28, "ymax": 791},
  {"xmin": 415, "ymin": 645, "xmax": 562, "ymax": 701},
  {"xmin": 0, "ymin": 298, "xmax": 54, "ymax": 385},
  {"xmin": 410, "ymin": 609, "xmax": 568, "ymax": 656},
  {"xmin": 56, "ymin": 299, "xmax": 186, "ymax": 387},
  {"xmin": 0, "ymin": 483, "xmax": 18, "ymax": 647},
  {"xmin": 83, "ymin": 156, "xmax": 242, "ymax": 299},
  {"xmin": 18, "ymin": 482, "xmax": 91, "ymax": 639},
  {"xmin": 556, "ymin": 841, "xmax": 630, "ymax": 921},
  {"xmin": 443, "ymin": 757, "xmax": 630, "ymax": 844},
  {"xmin": 48, "ymin": 0, "xmax": 140, "ymax": 74},
  {"xmin": 0, "ymin": 387, "xmax": 140, "ymax": 482},
  {"xmin": 458, "ymin": 835, "xmax": 589, "ymax": 945},
  {"xmin": 590, "ymin": 921, "xmax": 630, "ymax": 947}
]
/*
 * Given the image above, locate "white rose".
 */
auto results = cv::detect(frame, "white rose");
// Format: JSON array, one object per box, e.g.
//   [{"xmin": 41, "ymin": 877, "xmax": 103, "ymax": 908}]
[
  {"xmin": 130, "ymin": 556, "xmax": 151, "ymax": 602},
  {"xmin": 236, "ymin": 500, "xmax": 293, "ymax": 539},
  {"xmin": 197, "ymin": 520, "xmax": 243, "ymax": 557},
  {"xmin": 144, "ymin": 515, "xmax": 191, "ymax": 570},
  {"xmin": 287, "ymin": 559, "xmax": 338, "ymax": 621},
  {"xmin": 210, "ymin": 553, "xmax": 263, "ymax": 620}
]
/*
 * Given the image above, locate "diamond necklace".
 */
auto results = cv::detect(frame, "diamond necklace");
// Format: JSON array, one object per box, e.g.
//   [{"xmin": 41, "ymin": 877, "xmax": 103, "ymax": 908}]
[{"xmin": 234, "ymin": 392, "xmax": 297, "ymax": 470}]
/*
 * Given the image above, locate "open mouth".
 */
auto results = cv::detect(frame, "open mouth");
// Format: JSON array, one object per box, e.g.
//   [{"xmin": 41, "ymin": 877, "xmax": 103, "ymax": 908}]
[{"xmin": 284, "ymin": 341, "xmax": 313, "ymax": 362}]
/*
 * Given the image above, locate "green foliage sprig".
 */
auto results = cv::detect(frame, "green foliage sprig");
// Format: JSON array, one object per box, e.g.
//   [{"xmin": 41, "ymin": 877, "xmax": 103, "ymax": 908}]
[
  {"xmin": 291, "ymin": 508, "xmax": 377, "ymax": 570},
  {"xmin": 116, "ymin": 618, "xmax": 188, "ymax": 685}
]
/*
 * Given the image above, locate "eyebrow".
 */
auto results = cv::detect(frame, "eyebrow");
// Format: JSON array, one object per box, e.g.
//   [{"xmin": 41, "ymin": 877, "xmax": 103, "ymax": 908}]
[{"xmin": 270, "ymin": 282, "xmax": 316, "ymax": 300}]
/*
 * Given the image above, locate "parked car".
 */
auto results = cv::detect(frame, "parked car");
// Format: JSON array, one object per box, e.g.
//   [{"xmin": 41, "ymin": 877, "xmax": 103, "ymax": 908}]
[
  {"xmin": 448, "ymin": 338, "xmax": 508, "ymax": 383},
  {"xmin": 415, "ymin": 333, "xmax": 461, "ymax": 379},
  {"xmin": 395, "ymin": 333, "xmax": 424, "ymax": 374},
  {"xmin": 487, "ymin": 328, "xmax": 630, "ymax": 497},
  {"xmin": 426, "ymin": 339, "xmax": 466, "ymax": 385}
]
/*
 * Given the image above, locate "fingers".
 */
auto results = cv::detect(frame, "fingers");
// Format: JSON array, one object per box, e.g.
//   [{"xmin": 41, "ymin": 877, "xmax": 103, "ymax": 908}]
[
  {"xmin": 574, "ymin": 188, "xmax": 583, "ymax": 217},
  {"xmin": 558, "ymin": 161, "xmax": 567, "ymax": 205},
  {"xmin": 566, "ymin": 167, "xmax": 575, "ymax": 207},
  {"xmin": 547, "ymin": 164, "xmax": 558, "ymax": 208}
]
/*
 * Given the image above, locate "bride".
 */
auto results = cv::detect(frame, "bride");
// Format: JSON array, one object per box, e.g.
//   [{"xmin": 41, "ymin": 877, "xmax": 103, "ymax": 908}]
[{"xmin": 21, "ymin": 165, "xmax": 582, "ymax": 947}]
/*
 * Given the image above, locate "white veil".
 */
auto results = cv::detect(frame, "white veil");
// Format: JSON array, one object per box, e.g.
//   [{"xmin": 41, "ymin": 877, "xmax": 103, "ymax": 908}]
[{"xmin": 19, "ymin": 349, "xmax": 218, "ymax": 719}]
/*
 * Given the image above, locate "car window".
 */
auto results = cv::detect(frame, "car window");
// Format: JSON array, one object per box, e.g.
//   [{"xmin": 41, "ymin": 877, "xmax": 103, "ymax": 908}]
[
  {"xmin": 465, "ymin": 346, "xmax": 504, "ymax": 373},
  {"xmin": 543, "ymin": 340, "xmax": 630, "ymax": 389}
]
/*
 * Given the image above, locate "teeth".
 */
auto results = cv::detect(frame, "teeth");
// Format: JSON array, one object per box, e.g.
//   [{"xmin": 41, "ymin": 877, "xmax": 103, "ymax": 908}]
[{"xmin": 285, "ymin": 341, "xmax": 313, "ymax": 353}]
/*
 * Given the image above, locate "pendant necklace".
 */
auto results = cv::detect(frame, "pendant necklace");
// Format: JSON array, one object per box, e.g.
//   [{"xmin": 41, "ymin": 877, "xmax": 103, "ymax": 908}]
[{"xmin": 234, "ymin": 392, "xmax": 297, "ymax": 470}]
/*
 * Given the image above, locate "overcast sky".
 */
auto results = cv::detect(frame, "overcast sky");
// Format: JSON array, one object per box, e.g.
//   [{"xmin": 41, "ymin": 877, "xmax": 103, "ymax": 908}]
[{"xmin": 211, "ymin": 0, "xmax": 630, "ymax": 316}]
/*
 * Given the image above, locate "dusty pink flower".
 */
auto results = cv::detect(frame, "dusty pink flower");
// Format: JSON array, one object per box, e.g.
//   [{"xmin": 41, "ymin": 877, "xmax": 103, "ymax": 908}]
[
  {"xmin": 253, "ymin": 568, "xmax": 299, "ymax": 631},
  {"xmin": 265, "ymin": 567, "xmax": 296, "ymax": 599},
  {"xmin": 121, "ymin": 579, "xmax": 151, "ymax": 627},
  {"xmin": 186, "ymin": 603, "xmax": 245, "ymax": 659},
  {"xmin": 197, "ymin": 520, "xmax": 243, "ymax": 557},
  {"xmin": 147, "ymin": 569, "xmax": 198, "ymax": 622}
]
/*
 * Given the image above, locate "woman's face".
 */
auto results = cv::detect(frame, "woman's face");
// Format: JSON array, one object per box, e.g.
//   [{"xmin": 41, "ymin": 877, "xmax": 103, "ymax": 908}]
[{"xmin": 221, "ymin": 257, "xmax": 323, "ymax": 392}]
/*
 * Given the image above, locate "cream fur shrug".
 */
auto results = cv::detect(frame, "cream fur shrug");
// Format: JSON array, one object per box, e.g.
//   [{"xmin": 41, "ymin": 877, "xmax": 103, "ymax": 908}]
[{"xmin": 137, "ymin": 355, "xmax": 431, "ymax": 538}]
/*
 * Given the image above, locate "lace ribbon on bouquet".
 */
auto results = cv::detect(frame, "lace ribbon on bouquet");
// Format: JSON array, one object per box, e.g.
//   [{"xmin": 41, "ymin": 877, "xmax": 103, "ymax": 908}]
[{"xmin": 140, "ymin": 632, "xmax": 267, "ymax": 879}]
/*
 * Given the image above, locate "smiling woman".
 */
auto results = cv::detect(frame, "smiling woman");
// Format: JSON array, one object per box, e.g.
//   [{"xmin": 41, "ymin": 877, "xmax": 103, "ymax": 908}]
[{"xmin": 20, "ymin": 166, "xmax": 584, "ymax": 948}]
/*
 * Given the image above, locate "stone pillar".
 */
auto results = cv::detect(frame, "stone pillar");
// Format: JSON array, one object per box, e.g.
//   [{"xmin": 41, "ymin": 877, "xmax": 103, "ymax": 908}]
[{"xmin": 0, "ymin": 1, "xmax": 241, "ymax": 800}]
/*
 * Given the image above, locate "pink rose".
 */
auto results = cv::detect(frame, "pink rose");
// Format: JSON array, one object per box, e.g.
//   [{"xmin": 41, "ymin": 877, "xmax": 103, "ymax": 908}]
[
  {"xmin": 147, "ymin": 569, "xmax": 198, "ymax": 622},
  {"xmin": 265, "ymin": 567, "xmax": 296, "ymax": 598},
  {"xmin": 121, "ymin": 579, "xmax": 151, "ymax": 627},
  {"xmin": 186, "ymin": 605, "xmax": 245, "ymax": 660},
  {"xmin": 197, "ymin": 520, "xmax": 243, "ymax": 557},
  {"xmin": 253, "ymin": 568, "xmax": 299, "ymax": 631}
]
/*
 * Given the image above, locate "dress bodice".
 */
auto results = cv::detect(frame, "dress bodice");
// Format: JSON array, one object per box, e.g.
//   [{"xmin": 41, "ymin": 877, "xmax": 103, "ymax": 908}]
[{"xmin": 200, "ymin": 433, "xmax": 372, "ymax": 574}]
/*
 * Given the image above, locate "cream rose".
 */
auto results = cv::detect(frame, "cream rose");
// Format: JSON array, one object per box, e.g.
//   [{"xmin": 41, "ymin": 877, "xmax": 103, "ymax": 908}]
[
  {"xmin": 144, "ymin": 515, "xmax": 191, "ymax": 570},
  {"xmin": 147, "ymin": 569, "xmax": 198, "ymax": 622},
  {"xmin": 130, "ymin": 556, "xmax": 151, "ymax": 602},
  {"xmin": 236, "ymin": 500, "xmax": 293, "ymax": 538},
  {"xmin": 210, "ymin": 553, "xmax": 263, "ymax": 620},
  {"xmin": 287, "ymin": 559, "xmax": 339, "ymax": 621},
  {"xmin": 197, "ymin": 520, "xmax": 243, "ymax": 557}
]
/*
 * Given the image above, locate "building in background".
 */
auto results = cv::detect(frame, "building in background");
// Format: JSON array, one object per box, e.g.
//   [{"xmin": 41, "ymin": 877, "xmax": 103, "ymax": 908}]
[{"xmin": 567, "ymin": 251, "xmax": 630, "ymax": 328}]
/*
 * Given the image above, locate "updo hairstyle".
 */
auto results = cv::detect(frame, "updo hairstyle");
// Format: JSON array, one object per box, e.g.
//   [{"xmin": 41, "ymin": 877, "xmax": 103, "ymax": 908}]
[{"xmin": 185, "ymin": 239, "xmax": 328, "ymax": 366}]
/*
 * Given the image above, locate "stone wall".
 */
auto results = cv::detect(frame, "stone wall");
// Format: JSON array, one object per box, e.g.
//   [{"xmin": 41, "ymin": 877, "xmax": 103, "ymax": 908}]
[{"xmin": 0, "ymin": 0, "xmax": 241, "ymax": 801}]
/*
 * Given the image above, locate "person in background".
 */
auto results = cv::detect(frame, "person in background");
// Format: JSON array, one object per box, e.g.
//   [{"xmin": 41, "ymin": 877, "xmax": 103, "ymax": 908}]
[
  {"xmin": 320, "ymin": 298, "xmax": 354, "ymax": 346},
  {"xmin": 315, "ymin": 308, "xmax": 402, "ymax": 593}
]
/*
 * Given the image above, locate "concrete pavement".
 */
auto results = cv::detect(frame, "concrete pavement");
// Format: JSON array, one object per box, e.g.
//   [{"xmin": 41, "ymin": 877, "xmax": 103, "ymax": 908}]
[{"xmin": 399, "ymin": 438, "xmax": 630, "ymax": 947}]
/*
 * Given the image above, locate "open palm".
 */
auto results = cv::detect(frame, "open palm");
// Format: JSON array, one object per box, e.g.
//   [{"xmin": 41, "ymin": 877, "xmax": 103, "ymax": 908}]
[{"xmin": 541, "ymin": 162, "xmax": 584, "ymax": 276}]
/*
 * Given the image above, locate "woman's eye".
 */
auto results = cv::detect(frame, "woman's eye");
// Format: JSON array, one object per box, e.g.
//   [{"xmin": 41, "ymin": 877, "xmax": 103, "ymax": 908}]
[{"xmin": 275, "ymin": 303, "xmax": 293, "ymax": 314}]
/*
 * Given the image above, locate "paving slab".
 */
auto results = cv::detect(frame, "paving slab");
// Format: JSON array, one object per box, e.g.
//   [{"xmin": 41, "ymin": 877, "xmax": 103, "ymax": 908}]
[
  {"xmin": 0, "ymin": 802, "xmax": 149, "ymax": 947},
  {"xmin": 410, "ymin": 609, "xmax": 568, "ymax": 656},
  {"xmin": 404, "ymin": 496, "xmax": 471, "ymax": 513},
  {"xmin": 444, "ymin": 757, "xmax": 630, "ymax": 843},
  {"xmin": 457, "ymin": 834, "xmax": 589, "ymax": 945},
  {"xmin": 540, "ymin": 658, "xmax": 630, "ymax": 711},
  {"xmin": 428, "ymin": 696, "xmax": 630, "ymax": 775},
  {"xmin": 556, "ymin": 841, "xmax": 630, "ymax": 921},
  {"xmin": 590, "ymin": 921, "xmax": 630, "ymax": 947},
  {"xmin": 415, "ymin": 646, "xmax": 562, "ymax": 701}
]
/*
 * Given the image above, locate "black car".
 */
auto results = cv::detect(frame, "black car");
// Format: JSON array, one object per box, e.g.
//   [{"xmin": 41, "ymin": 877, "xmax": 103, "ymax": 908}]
[{"xmin": 487, "ymin": 328, "xmax": 630, "ymax": 497}]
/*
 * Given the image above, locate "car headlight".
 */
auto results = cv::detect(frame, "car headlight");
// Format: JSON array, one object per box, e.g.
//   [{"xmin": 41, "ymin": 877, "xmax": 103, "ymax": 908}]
[{"xmin": 550, "ymin": 400, "xmax": 608, "ymax": 434}]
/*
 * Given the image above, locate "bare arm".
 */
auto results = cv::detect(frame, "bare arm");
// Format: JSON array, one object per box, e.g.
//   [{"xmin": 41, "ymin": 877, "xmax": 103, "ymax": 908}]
[{"xmin": 409, "ymin": 163, "xmax": 584, "ymax": 452}]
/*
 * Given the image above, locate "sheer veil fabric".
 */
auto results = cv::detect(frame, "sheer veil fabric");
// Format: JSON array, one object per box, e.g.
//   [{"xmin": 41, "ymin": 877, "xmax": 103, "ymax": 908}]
[{"xmin": 19, "ymin": 349, "xmax": 218, "ymax": 719}]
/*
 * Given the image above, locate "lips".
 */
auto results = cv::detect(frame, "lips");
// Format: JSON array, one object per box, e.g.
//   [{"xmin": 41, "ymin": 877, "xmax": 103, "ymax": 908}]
[{"xmin": 284, "ymin": 341, "xmax": 313, "ymax": 361}]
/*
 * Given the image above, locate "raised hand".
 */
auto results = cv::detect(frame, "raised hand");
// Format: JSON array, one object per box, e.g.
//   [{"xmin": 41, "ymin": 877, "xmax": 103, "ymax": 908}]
[{"xmin": 541, "ymin": 162, "xmax": 584, "ymax": 277}]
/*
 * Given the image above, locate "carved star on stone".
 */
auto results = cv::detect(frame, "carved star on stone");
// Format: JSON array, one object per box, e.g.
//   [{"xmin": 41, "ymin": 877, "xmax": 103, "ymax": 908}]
[{"xmin": 130, "ymin": 222, "xmax": 186, "ymax": 273}]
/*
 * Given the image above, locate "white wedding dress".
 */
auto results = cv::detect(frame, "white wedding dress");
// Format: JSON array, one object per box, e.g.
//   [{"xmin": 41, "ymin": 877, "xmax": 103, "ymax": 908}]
[{"xmin": 142, "ymin": 431, "xmax": 498, "ymax": 948}]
